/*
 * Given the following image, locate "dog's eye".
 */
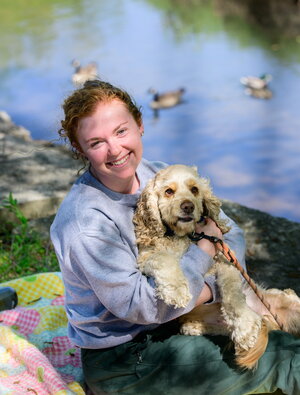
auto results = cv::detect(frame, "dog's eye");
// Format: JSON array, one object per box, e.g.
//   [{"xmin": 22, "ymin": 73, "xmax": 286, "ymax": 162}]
[
  {"xmin": 191, "ymin": 186, "xmax": 199, "ymax": 195},
  {"xmin": 165, "ymin": 188, "xmax": 174, "ymax": 196}
]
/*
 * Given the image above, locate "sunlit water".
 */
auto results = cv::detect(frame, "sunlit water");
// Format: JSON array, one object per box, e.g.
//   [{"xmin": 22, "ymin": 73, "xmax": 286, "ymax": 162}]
[{"xmin": 1, "ymin": 0, "xmax": 300, "ymax": 222}]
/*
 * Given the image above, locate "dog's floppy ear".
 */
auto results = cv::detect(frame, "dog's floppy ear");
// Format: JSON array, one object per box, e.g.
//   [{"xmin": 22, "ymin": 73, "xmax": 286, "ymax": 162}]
[
  {"xmin": 133, "ymin": 177, "xmax": 166, "ymax": 246},
  {"xmin": 200, "ymin": 178, "xmax": 230, "ymax": 234}
]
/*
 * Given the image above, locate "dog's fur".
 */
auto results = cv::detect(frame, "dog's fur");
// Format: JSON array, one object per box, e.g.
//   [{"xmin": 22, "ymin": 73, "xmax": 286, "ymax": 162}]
[{"xmin": 133, "ymin": 164, "xmax": 300, "ymax": 369}]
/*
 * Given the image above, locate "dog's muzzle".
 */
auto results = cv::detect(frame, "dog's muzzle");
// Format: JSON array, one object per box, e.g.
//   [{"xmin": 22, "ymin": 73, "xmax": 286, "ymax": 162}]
[
  {"xmin": 178, "ymin": 216, "xmax": 194, "ymax": 223},
  {"xmin": 180, "ymin": 200, "xmax": 194, "ymax": 215}
]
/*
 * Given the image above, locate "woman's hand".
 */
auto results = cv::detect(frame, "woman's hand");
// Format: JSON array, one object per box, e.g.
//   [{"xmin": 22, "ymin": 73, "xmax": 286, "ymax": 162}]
[
  {"xmin": 195, "ymin": 218, "xmax": 223, "ymax": 257},
  {"xmin": 195, "ymin": 283, "xmax": 213, "ymax": 306}
]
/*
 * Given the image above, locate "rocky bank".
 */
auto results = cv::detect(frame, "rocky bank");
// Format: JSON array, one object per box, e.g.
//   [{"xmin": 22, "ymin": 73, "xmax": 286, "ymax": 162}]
[
  {"xmin": 0, "ymin": 112, "xmax": 300, "ymax": 293},
  {"xmin": 0, "ymin": 111, "xmax": 80, "ymax": 219}
]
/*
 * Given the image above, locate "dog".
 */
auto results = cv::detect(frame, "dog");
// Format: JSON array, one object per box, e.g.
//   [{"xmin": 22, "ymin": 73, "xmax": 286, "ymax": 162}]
[{"xmin": 133, "ymin": 164, "xmax": 300, "ymax": 369}]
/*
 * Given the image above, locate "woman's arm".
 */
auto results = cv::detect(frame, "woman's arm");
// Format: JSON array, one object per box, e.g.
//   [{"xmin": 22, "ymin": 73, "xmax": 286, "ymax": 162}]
[
  {"xmin": 194, "ymin": 210, "xmax": 246, "ymax": 269},
  {"xmin": 192, "ymin": 212, "xmax": 247, "ymax": 305},
  {"xmin": 65, "ymin": 215, "xmax": 211, "ymax": 326}
]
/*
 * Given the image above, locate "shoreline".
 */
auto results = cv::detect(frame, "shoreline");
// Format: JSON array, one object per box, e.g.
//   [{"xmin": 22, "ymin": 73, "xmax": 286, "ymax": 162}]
[
  {"xmin": 0, "ymin": 110, "xmax": 81, "ymax": 219},
  {"xmin": 1, "ymin": 111, "xmax": 300, "ymax": 293}
]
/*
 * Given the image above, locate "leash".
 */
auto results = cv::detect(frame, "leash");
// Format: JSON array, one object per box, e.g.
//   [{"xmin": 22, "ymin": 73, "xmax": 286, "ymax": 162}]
[{"xmin": 189, "ymin": 231, "xmax": 284, "ymax": 330}]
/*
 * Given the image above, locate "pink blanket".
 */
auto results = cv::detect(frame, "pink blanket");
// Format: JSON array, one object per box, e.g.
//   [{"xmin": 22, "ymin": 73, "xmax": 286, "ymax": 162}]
[{"xmin": 0, "ymin": 272, "xmax": 85, "ymax": 394}]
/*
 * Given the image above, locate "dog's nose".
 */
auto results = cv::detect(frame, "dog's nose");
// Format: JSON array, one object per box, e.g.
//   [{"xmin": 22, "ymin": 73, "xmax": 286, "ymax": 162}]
[{"xmin": 180, "ymin": 200, "xmax": 194, "ymax": 214}]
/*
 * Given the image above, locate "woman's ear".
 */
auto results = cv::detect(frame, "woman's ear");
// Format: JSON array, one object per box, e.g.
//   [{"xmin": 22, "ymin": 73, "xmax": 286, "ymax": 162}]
[
  {"xmin": 139, "ymin": 121, "xmax": 144, "ymax": 136},
  {"xmin": 72, "ymin": 142, "xmax": 88, "ymax": 159},
  {"xmin": 72, "ymin": 142, "xmax": 83, "ymax": 153},
  {"xmin": 72, "ymin": 142, "xmax": 89, "ymax": 164}
]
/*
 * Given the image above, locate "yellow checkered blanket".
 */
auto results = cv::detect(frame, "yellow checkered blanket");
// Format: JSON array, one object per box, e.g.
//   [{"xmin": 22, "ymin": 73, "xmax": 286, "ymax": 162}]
[{"xmin": 0, "ymin": 272, "xmax": 85, "ymax": 394}]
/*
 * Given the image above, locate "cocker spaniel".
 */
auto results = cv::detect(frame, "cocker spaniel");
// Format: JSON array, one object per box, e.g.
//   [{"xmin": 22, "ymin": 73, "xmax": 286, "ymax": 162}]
[{"xmin": 133, "ymin": 164, "xmax": 300, "ymax": 369}]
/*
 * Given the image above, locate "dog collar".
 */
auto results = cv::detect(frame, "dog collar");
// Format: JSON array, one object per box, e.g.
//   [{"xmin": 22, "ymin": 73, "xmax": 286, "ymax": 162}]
[{"xmin": 188, "ymin": 231, "xmax": 222, "ymax": 244}]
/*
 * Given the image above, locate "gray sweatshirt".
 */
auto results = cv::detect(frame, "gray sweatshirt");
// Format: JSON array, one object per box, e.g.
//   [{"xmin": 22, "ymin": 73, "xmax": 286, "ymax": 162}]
[{"xmin": 50, "ymin": 158, "xmax": 246, "ymax": 349}]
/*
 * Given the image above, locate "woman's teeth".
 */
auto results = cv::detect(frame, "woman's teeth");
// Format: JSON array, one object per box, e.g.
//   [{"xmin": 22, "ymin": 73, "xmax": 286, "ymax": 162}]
[{"xmin": 111, "ymin": 154, "xmax": 129, "ymax": 166}]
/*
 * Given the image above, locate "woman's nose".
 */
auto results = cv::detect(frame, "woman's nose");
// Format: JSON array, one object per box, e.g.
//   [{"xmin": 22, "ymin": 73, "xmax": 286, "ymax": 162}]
[{"xmin": 107, "ymin": 139, "xmax": 121, "ymax": 157}]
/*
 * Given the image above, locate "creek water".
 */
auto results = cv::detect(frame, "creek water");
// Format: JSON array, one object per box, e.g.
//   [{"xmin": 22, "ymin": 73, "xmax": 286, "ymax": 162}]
[{"xmin": 1, "ymin": 0, "xmax": 300, "ymax": 222}]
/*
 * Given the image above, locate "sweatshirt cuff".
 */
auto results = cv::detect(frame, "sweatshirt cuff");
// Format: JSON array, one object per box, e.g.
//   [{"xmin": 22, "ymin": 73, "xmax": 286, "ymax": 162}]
[{"xmin": 204, "ymin": 275, "xmax": 220, "ymax": 304}]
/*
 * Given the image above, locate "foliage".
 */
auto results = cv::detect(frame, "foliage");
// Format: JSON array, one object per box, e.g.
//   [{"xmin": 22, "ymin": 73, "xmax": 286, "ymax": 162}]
[
  {"xmin": 145, "ymin": 0, "xmax": 300, "ymax": 61},
  {"xmin": 0, "ymin": 193, "xmax": 59, "ymax": 282}
]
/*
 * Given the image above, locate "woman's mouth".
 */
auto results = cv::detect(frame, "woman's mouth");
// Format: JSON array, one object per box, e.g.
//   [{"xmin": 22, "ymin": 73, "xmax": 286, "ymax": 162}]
[{"xmin": 107, "ymin": 153, "xmax": 130, "ymax": 167}]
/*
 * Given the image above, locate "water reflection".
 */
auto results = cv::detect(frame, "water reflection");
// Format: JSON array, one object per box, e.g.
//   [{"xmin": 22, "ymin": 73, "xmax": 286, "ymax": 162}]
[
  {"xmin": 0, "ymin": 0, "xmax": 299, "ymax": 222},
  {"xmin": 148, "ymin": 0, "xmax": 300, "ymax": 62}
]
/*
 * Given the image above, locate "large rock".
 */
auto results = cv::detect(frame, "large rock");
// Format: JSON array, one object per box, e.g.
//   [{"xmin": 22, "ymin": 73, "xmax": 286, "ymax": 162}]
[
  {"xmin": 222, "ymin": 200, "xmax": 300, "ymax": 293},
  {"xmin": 0, "ymin": 111, "xmax": 80, "ymax": 219},
  {"xmin": 1, "ymin": 112, "xmax": 300, "ymax": 293}
]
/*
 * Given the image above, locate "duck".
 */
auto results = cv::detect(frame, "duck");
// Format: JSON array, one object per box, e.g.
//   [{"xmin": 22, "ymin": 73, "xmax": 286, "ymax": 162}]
[
  {"xmin": 71, "ymin": 59, "xmax": 99, "ymax": 86},
  {"xmin": 240, "ymin": 74, "xmax": 272, "ymax": 90},
  {"xmin": 148, "ymin": 87, "xmax": 186, "ymax": 110}
]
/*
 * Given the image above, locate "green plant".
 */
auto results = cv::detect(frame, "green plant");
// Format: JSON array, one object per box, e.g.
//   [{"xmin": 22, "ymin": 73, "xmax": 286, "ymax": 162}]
[{"xmin": 0, "ymin": 193, "xmax": 59, "ymax": 282}]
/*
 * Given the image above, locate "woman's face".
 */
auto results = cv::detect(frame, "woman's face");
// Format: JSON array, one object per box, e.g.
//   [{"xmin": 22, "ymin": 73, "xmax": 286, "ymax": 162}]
[{"xmin": 76, "ymin": 99, "xmax": 144, "ymax": 194}]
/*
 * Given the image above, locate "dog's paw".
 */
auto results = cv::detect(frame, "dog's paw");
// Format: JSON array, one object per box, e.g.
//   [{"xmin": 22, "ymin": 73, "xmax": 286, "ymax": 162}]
[
  {"xmin": 180, "ymin": 321, "xmax": 204, "ymax": 336},
  {"xmin": 157, "ymin": 282, "xmax": 192, "ymax": 308},
  {"xmin": 221, "ymin": 307, "xmax": 262, "ymax": 351}
]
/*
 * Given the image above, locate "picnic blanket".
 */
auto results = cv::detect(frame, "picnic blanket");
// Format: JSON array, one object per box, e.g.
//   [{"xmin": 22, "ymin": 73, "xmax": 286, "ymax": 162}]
[{"xmin": 0, "ymin": 272, "xmax": 85, "ymax": 395}]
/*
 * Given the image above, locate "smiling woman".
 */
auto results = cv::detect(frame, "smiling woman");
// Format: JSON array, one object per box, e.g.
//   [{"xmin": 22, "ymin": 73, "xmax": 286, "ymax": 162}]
[
  {"xmin": 49, "ymin": 79, "xmax": 300, "ymax": 395},
  {"xmin": 59, "ymin": 80, "xmax": 144, "ymax": 194},
  {"xmin": 76, "ymin": 100, "xmax": 144, "ymax": 194}
]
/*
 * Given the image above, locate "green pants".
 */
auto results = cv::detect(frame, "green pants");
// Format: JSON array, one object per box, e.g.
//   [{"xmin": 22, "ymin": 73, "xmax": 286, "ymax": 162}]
[{"xmin": 81, "ymin": 321, "xmax": 300, "ymax": 394}]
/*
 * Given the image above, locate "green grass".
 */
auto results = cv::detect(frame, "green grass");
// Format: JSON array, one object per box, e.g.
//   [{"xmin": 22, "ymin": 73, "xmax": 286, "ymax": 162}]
[{"xmin": 0, "ymin": 193, "xmax": 59, "ymax": 282}]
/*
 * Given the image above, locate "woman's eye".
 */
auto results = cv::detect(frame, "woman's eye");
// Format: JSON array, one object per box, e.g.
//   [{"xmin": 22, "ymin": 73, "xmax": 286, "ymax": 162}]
[
  {"xmin": 165, "ymin": 188, "xmax": 174, "ymax": 196},
  {"xmin": 117, "ymin": 129, "xmax": 126, "ymax": 135},
  {"xmin": 90, "ymin": 141, "xmax": 104, "ymax": 148},
  {"xmin": 191, "ymin": 186, "xmax": 199, "ymax": 195}
]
